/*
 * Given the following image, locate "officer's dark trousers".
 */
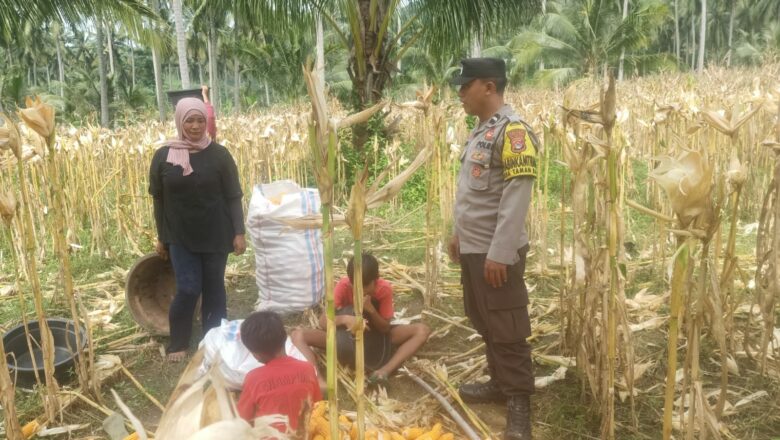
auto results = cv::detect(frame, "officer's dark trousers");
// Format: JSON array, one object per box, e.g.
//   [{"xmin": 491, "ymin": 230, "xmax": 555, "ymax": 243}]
[{"xmin": 461, "ymin": 246, "xmax": 534, "ymax": 396}]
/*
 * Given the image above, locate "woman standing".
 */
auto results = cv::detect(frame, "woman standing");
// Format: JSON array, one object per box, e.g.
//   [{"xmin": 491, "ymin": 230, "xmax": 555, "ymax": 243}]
[{"xmin": 149, "ymin": 97, "xmax": 246, "ymax": 362}]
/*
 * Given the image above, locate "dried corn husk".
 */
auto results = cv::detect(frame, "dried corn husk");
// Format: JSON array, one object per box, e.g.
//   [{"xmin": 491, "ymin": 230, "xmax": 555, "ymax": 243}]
[
  {"xmin": 0, "ymin": 191, "xmax": 16, "ymax": 223},
  {"xmin": 726, "ymin": 154, "xmax": 747, "ymax": 188},
  {"xmin": 18, "ymin": 96, "xmax": 55, "ymax": 139},
  {"xmin": 650, "ymin": 151, "xmax": 713, "ymax": 227},
  {"xmin": 0, "ymin": 114, "xmax": 21, "ymax": 158}
]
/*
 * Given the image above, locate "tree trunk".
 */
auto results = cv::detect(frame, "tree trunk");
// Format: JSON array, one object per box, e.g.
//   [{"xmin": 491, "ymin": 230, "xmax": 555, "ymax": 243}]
[
  {"xmin": 150, "ymin": 0, "xmax": 166, "ymax": 122},
  {"xmin": 397, "ymin": 13, "xmax": 402, "ymax": 71},
  {"xmin": 152, "ymin": 46, "xmax": 165, "ymax": 121},
  {"xmin": 540, "ymin": 0, "xmax": 547, "ymax": 70},
  {"xmin": 107, "ymin": 25, "xmax": 115, "ymax": 77},
  {"xmin": 207, "ymin": 21, "xmax": 218, "ymax": 111},
  {"xmin": 32, "ymin": 58, "xmax": 37, "ymax": 87},
  {"xmin": 471, "ymin": 34, "xmax": 482, "ymax": 57},
  {"xmin": 348, "ymin": 0, "xmax": 393, "ymax": 149},
  {"xmin": 690, "ymin": 12, "xmax": 696, "ymax": 70},
  {"xmin": 172, "ymin": 0, "xmax": 191, "ymax": 88},
  {"xmin": 198, "ymin": 63, "xmax": 203, "ymax": 85},
  {"xmin": 316, "ymin": 13, "xmax": 325, "ymax": 92},
  {"xmin": 697, "ymin": 0, "xmax": 707, "ymax": 72},
  {"xmin": 130, "ymin": 41, "xmax": 136, "ymax": 88},
  {"xmin": 46, "ymin": 63, "xmax": 51, "ymax": 88},
  {"xmin": 674, "ymin": 0, "xmax": 680, "ymax": 63},
  {"xmin": 96, "ymin": 20, "xmax": 110, "ymax": 127},
  {"xmin": 726, "ymin": 0, "xmax": 736, "ymax": 66},
  {"xmin": 264, "ymin": 79, "xmax": 270, "ymax": 106},
  {"xmin": 233, "ymin": 56, "xmax": 240, "ymax": 113},
  {"xmin": 618, "ymin": 0, "xmax": 629, "ymax": 80},
  {"xmin": 56, "ymin": 36, "xmax": 65, "ymax": 97}
]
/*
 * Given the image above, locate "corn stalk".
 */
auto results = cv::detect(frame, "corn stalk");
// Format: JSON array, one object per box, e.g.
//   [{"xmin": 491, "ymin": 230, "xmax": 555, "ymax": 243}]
[
  {"xmin": 602, "ymin": 73, "xmax": 620, "ymax": 440},
  {"xmin": 662, "ymin": 240, "xmax": 690, "ymax": 439},
  {"xmin": 756, "ymin": 136, "xmax": 780, "ymax": 374},
  {"xmin": 0, "ymin": 190, "xmax": 22, "ymax": 439},
  {"xmin": 304, "ymin": 62, "xmax": 388, "ymax": 439},
  {"xmin": 346, "ymin": 167, "xmax": 368, "ymax": 440},
  {"xmin": 402, "ymin": 87, "xmax": 441, "ymax": 307},
  {"xmin": 12, "ymin": 108, "xmax": 60, "ymax": 420},
  {"xmin": 41, "ymin": 114, "xmax": 97, "ymax": 401},
  {"xmin": 561, "ymin": 75, "xmax": 636, "ymax": 438},
  {"xmin": 303, "ymin": 65, "xmax": 340, "ymax": 440}
]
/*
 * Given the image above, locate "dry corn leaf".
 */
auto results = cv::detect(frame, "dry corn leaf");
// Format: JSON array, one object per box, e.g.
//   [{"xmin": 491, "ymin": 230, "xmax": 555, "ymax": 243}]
[{"xmin": 535, "ymin": 366, "xmax": 567, "ymax": 389}]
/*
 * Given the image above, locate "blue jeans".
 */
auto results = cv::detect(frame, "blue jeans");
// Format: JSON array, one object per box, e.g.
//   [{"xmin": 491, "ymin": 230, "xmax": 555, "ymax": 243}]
[{"xmin": 167, "ymin": 244, "xmax": 229, "ymax": 353}]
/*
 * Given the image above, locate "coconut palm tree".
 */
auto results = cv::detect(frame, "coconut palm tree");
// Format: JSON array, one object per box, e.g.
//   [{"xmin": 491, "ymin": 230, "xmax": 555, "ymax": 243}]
[
  {"xmin": 510, "ymin": 0, "xmax": 670, "ymax": 86},
  {"xmin": 0, "ymin": 0, "xmax": 153, "ymax": 35},
  {"xmin": 172, "ymin": 0, "xmax": 191, "ymax": 88},
  {"xmin": 0, "ymin": 0, "xmax": 157, "ymax": 124},
  {"xmin": 228, "ymin": 0, "xmax": 537, "ymax": 104}
]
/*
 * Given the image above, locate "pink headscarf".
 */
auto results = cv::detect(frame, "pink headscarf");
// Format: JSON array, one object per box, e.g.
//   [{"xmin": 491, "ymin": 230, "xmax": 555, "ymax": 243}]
[{"xmin": 166, "ymin": 97, "xmax": 212, "ymax": 176}]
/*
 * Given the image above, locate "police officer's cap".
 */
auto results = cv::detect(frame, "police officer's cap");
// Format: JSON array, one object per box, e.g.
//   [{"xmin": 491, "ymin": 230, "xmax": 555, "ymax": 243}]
[{"xmin": 450, "ymin": 58, "xmax": 506, "ymax": 85}]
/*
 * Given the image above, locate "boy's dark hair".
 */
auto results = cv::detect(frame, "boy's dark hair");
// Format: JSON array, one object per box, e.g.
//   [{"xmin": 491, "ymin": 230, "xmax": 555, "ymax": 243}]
[
  {"xmin": 347, "ymin": 253, "xmax": 379, "ymax": 287},
  {"xmin": 240, "ymin": 311, "xmax": 287, "ymax": 355}
]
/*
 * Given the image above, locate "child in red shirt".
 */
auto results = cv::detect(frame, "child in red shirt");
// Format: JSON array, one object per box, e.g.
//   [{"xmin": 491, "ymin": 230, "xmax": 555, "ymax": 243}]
[
  {"xmin": 292, "ymin": 253, "xmax": 431, "ymax": 384},
  {"xmin": 238, "ymin": 311, "xmax": 322, "ymax": 433}
]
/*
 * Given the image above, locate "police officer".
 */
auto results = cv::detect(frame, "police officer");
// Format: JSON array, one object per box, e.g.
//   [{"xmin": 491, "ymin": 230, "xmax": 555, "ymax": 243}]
[{"xmin": 448, "ymin": 58, "xmax": 539, "ymax": 440}]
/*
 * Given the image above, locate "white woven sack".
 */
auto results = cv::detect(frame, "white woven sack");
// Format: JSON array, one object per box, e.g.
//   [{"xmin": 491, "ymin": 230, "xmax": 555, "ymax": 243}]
[{"xmin": 247, "ymin": 180, "xmax": 324, "ymax": 312}]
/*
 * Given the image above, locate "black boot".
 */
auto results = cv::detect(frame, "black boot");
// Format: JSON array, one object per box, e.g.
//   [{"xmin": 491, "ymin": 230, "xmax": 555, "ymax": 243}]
[
  {"xmin": 504, "ymin": 395, "xmax": 532, "ymax": 440},
  {"xmin": 458, "ymin": 379, "xmax": 506, "ymax": 403}
]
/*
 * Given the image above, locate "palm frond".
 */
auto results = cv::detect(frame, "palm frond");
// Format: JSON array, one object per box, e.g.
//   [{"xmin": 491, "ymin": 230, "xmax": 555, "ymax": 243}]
[
  {"xmin": 412, "ymin": 0, "xmax": 540, "ymax": 54},
  {"xmin": 533, "ymin": 67, "xmax": 578, "ymax": 87}
]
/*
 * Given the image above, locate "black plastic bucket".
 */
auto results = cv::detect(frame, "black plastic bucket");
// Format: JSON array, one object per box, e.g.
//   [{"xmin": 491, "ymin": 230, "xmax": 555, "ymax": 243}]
[
  {"xmin": 3, "ymin": 318, "xmax": 87, "ymax": 389},
  {"xmin": 166, "ymin": 89, "xmax": 204, "ymax": 107}
]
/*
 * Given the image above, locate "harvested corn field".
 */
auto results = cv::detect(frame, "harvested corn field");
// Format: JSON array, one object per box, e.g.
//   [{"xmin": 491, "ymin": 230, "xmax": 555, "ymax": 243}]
[{"xmin": 1, "ymin": 64, "xmax": 779, "ymax": 439}]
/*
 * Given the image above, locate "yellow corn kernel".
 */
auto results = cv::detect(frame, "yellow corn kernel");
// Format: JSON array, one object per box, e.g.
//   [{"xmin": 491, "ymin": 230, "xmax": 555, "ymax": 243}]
[
  {"xmin": 312, "ymin": 401, "xmax": 328, "ymax": 418},
  {"xmin": 22, "ymin": 421, "xmax": 40, "ymax": 439},
  {"xmin": 416, "ymin": 423, "xmax": 443, "ymax": 440},
  {"xmin": 439, "ymin": 434, "xmax": 454, "ymax": 440},
  {"xmin": 390, "ymin": 433, "xmax": 406, "ymax": 440},
  {"xmin": 315, "ymin": 417, "xmax": 331, "ymax": 436},
  {"xmin": 402, "ymin": 427, "xmax": 425, "ymax": 439},
  {"xmin": 122, "ymin": 434, "xmax": 140, "ymax": 440}
]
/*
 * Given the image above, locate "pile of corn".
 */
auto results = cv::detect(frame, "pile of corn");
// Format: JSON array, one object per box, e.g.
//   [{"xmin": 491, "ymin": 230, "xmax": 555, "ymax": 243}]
[{"xmin": 308, "ymin": 401, "xmax": 455, "ymax": 440}]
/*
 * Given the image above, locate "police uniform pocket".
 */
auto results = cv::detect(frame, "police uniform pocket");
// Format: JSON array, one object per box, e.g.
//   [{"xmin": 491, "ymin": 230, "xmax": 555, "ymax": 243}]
[
  {"xmin": 485, "ymin": 260, "xmax": 529, "ymax": 310},
  {"xmin": 466, "ymin": 150, "xmax": 491, "ymax": 191},
  {"xmin": 485, "ymin": 283, "xmax": 528, "ymax": 310}
]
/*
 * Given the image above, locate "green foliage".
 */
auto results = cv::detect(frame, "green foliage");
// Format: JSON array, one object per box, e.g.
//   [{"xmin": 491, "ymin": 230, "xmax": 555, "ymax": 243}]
[
  {"xmin": 3, "ymin": 0, "xmax": 780, "ymax": 119},
  {"xmin": 509, "ymin": 0, "xmax": 672, "ymax": 86}
]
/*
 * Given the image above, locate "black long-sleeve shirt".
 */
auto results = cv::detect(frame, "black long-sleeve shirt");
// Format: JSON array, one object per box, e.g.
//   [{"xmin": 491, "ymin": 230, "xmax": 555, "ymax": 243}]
[{"xmin": 149, "ymin": 143, "xmax": 245, "ymax": 253}]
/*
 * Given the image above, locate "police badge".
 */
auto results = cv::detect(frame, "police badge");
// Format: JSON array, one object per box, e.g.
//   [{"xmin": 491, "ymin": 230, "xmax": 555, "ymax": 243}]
[{"xmin": 507, "ymin": 128, "xmax": 526, "ymax": 153}]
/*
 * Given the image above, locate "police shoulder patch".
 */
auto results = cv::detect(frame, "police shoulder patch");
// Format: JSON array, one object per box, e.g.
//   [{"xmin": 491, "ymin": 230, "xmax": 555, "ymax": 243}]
[
  {"xmin": 502, "ymin": 122, "xmax": 537, "ymax": 180},
  {"xmin": 506, "ymin": 127, "xmax": 526, "ymax": 153}
]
